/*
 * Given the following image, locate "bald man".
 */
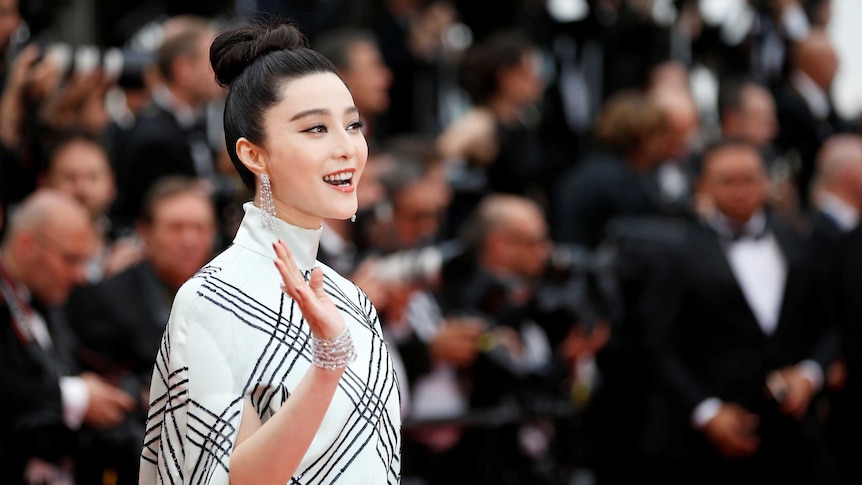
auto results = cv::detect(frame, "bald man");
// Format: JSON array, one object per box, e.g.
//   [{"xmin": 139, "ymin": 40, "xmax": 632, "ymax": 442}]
[
  {"xmin": 0, "ymin": 189, "xmax": 135, "ymax": 485},
  {"xmin": 811, "ymin": 135, "xmax": 862, "ymax": 483},
  {"xmin": 831, "ymin": 152, "xmax": 862, "ymax": 482}
]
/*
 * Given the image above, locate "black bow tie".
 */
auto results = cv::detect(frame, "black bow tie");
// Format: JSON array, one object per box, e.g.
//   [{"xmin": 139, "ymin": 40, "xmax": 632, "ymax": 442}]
[{"xmin": 725, "ymin": 224, "xmax": 769, "ymax": 242}]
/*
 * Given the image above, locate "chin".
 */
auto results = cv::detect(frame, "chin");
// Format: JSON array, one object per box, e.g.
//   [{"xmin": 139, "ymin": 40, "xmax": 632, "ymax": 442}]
[{"xmin": 328, "ymin": 202, "xmax": 358, "ymax": 221}]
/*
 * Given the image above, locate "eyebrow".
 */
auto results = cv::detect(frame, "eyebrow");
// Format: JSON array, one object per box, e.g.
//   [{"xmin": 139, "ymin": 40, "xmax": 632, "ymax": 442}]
[{"xmin": 289, "ymin": 106, "xmax": 360, "ymax": 122}]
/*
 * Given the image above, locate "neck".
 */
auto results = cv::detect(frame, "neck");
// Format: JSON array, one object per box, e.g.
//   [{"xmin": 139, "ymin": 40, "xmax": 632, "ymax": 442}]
[
  {"xmin": 825, "ymin": 186, "xmax": 861, "ymax": 211},
  {"xmin": 166, "ymin": 83, "xmax": 199, "ymax": 112},
  {"xmin": 0, "ymin": 249, "xmax": 23, "ymax": 285},
  {"xmin": 628, "ymin": 150, "xmax": 657, "ymax": 171},
  {"xmin": 256, "ymin": 198, "xmax": 323, "ymax": 231},
  {"xmin": 325, "ymin": 218, "xmax": 352, "ymax": 240},
  {"xmin": 487, "ymin": 97, "xmax": 522, "ymax": 125}
]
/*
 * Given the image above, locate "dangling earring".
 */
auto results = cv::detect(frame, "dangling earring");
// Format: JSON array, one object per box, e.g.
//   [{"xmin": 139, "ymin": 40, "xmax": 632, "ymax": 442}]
[
  {"xmin": 259, "ymin": 173, "xmax": 277, "ymax": 230},
  {"xmin": 350, "ymin": 214, "xmax": 357, "ymax": 223}
]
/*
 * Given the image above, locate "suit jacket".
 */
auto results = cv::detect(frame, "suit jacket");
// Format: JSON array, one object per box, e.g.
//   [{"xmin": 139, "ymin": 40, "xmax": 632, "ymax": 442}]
[
  {"xmin": 552, "ymin": 151, "xmax": 660, "ymax": 248},
  {"xmin": 648, "ymin": 214, "xmax": 834, "ymax": 480},
  {"xmin": 805, "ymin": 209, "xmax": 852, "ymax": 324},
  {"xmin": 110, "ymin": 101, "xmax": 206, "ymax": 230},
  {"xmin": 65, "ymin": 261, "xmax": 171, "ymax": 389},
  {"xmin": 0, "ymin": 296, "xmax": 79, "ymax": 484},
  {"xmin": 774, "ymin": 84, "xmax": 853, "ymax": 208},
  {"xmin": 835, "ymin": 226, "xmax": 862, "ymax": 406},
  {"xmin": 62, "ymin": 261, "xmax": 172, "ymax": 485}
]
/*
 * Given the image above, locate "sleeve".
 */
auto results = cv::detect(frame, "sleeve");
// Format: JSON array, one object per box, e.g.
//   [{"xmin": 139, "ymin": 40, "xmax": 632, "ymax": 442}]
[
  {"xmin": 139, "ymin": 277, "xmax": 244, "ymax": 485},
  {"xmin": 645, "ymin": 250, "xmax": 716, "ymax": 416},
  {"xmin": 59, "ymin": 376, "xmax": 89, "ymax": 429}
]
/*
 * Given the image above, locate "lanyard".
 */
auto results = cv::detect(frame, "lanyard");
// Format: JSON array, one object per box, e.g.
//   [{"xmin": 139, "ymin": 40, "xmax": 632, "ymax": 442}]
[
  {"xmin": 0, "ymin": 259, "xmax": 64, "ymax": 380},
  {"xmin": 0, "ymin": 259, "xmax": 37, "ymax": 346}
]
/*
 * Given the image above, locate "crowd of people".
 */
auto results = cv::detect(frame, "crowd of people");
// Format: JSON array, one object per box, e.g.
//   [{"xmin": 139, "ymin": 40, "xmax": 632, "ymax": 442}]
[{"xmin": 1, "ymin": 0, "xmax": 861, "ymax": 484}]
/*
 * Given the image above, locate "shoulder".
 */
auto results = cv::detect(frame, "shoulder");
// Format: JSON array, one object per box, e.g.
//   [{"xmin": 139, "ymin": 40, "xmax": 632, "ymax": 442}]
[
  {"xmin": 126, "ymin": 107, "xmax": 183, "ymax": 146},
  {"xmin": 318, "ymin": 262, "xmax": 380, "ymax": 327},
  {"xmin": 96, "ymin": 262, "xmax": 148, "ymax": 296},
  {"xmin": 319, "ymin": 261, "xmax": 367, "ymax": 303}
]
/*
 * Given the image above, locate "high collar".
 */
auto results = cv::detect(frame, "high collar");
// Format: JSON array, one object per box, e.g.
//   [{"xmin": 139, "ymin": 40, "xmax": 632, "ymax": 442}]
[{"xmin": 232, "ymin": 202, "xmax": 322, "ymax": 271}]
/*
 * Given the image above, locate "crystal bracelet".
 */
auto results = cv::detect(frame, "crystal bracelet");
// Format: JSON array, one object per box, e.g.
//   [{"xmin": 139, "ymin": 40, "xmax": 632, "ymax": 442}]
[{"xmin": 312, "ymin": 325, "xmax": 357, "ymax": 370}]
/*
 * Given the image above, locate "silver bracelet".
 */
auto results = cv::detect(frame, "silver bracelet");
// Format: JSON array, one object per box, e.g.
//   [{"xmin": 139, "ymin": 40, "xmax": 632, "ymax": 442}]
[{"xmin": 312, "ymin": 325, "xmax": 356, "ymax": 370}]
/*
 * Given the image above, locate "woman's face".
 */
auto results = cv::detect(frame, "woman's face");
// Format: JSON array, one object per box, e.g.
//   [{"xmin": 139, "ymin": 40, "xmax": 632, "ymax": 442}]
[{"xmin": 261, "ymin": 72, "xmax": 368, "ymax": 228}]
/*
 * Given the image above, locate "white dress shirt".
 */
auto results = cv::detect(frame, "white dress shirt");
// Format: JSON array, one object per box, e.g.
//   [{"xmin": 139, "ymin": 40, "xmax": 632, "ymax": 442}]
[{"xmin": 818, "ymin": 192, "xmax": 860, "ymax": 233}]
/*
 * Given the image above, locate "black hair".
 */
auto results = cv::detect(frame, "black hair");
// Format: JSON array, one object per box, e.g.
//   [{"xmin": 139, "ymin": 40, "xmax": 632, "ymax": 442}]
[
  {"xmin": 138, "ymin": 175, "xmax": 212, "ymax": 225},
  {"xmin": 696, "ymin": 137, "xmax": 765, "ymax": 177},
  {"xmin": 717, "ymin": 76, "xmax": 766, "ymax": 122},
  {"xmin": 209, "ymin": 20, "xmax": 340, "ymax": 192},
  {"xmin": 459, "ymin": 30, "xmax": 533, "ymax": 105},
  {"xmin": 43, "ymin": 129, "xmax": 108, "ymax": 174}
]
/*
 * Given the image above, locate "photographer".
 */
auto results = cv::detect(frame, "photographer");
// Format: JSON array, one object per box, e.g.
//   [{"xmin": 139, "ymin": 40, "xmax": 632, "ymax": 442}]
[
  {"xmin": 400, "ymin": 194, "xmax": 610, "ymax": 485},
  {"xmin": 63, "ymin": 176, "xmax": 217, "ymax": 485}
]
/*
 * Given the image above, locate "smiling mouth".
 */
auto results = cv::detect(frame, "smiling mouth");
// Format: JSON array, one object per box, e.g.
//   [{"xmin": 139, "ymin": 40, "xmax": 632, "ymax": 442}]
[{"xmin": 323, "ymin": 171, "xmax": 353, "ymax": 187}]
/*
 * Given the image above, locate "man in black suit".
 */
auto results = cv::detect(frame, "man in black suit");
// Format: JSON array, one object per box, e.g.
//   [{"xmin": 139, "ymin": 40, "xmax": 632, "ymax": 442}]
[
  {"xmin": 648, "ymin": 139, "xmax": 835, "ymax": 483},
  {"xmin": 0, "ymin": 189, "xmax": 135, "ymax": 485},
  {"xmin": 774, "ymin": 28, "xmax": 855, "ymax": 210},
  {"xmin": 807, "ymin": 134, "xmax": 862, "ymax": 251},
  {"xmin": 833, "ymin": 220, "xmax": 862, "ymax": 484},
  {"xmin": 110, "ymin": 16, "xmax": 224, "ymax": 233},
  {"xmin": 803, "ymin": 134, "xmax": 862, "ymax": 478},
  {"xmin": 64, "ymin": 176, "xmax": 217, "ymax": 485},
  {"xmin": 552, "ymin": 90, "xmax": 670, "ymax": 249}
]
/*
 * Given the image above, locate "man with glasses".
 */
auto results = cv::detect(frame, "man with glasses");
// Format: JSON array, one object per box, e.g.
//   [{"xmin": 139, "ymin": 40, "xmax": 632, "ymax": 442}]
[{"xmin": 0, "ymin": 189, "xmax": 135, "ymax": 485}]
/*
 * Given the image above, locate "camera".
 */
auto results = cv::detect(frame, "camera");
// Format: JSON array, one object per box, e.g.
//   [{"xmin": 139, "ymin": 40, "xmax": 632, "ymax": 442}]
[
  {"xmin": 372, "ymin": 240, "xmax": 463, "ymax": 286},
  {"xmin": 533, "ymin": 243, "xmax": 620, "ymax": 339},
  {"xmin": 35, "ymin": 42, "xmax": 153, "ymax": 89}
]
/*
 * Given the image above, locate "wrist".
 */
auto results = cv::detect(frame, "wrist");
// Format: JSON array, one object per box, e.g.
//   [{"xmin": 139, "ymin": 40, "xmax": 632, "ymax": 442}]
[{"xmin": 311, "ymin": 325, "xmax": 356, "ymax": 371}]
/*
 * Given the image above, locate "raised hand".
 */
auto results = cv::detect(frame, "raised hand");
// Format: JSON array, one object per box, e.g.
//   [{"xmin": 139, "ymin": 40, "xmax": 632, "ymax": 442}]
[{"xmin": 273, "ymin": 239, "xmax": 345, "ymax": 340}]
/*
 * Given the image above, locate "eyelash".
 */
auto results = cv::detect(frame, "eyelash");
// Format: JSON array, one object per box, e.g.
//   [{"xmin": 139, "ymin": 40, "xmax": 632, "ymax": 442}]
[{"xmin": 303, "ymin": 120, "xmax": 365, "ymax": 134}]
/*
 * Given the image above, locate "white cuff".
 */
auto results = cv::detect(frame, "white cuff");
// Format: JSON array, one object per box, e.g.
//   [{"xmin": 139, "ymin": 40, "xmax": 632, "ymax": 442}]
[
  {"xmin": 59, "ymin": 376, "xmax": 90, "ymax": 429},
  {"xmin": 797, "ymin": 360, "xmax": 824, "ymax": 392},
  {"xmin": 692, "ymin": 397, "xmax": 721, "ymax": 429}
]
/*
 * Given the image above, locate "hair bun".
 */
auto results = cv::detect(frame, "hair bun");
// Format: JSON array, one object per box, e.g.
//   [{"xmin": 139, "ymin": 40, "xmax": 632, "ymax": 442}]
[{"xmin": 210, "ymin": 22, "xmax": 308, "ymax": 87}]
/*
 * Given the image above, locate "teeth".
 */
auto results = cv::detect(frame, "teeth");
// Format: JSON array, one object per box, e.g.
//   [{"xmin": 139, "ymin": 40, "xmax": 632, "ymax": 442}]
[{"xmin": 323, "ymin": 172, "xmax": 352, "ymax": 183}]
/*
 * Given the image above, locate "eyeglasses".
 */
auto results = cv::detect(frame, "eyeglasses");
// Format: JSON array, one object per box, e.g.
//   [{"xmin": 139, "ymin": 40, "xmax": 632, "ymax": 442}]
[
  {"xmin": 35, "ymin": 232, "xmax": 91, "ymax": 269},
  {"xmin": 502, "ymin": 232, "xmax": 550, "ymax": 247}
]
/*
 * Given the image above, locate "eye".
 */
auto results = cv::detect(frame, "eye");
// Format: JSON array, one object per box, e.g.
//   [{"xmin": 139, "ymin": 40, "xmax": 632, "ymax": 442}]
[
  {"xmin": 303, "ymin": 125, "xmax": 327, "ymax": 134},
  {"xmin": 347, "ymin": 119, "xmax": 365, "ymax": 131}
]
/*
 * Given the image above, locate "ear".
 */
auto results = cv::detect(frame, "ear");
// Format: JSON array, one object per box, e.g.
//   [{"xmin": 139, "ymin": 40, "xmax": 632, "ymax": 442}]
[
  {"xmin": 14, "ymin": 230, "xmax": 38, "ymax": 261},
  {"xmin": 135, "ymin": 221, "xmax": 154, "ymax": 251},
  {"xmin": 236, "ymin": 137, "xmax": 268, "ymax": 175}
]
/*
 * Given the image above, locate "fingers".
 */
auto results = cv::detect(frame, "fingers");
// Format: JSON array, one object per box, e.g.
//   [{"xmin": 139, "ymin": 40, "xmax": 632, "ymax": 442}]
[
  {"xmin": 82, "ymin": 376, "xmax": 137, "ymax": 428},
  {"xmin": 273, "ymin": 240, "xmax": 307, "ymax": 299},
  {"xmin": 309, "ymin": 267, "xmax": 326, "ymax": 299}
]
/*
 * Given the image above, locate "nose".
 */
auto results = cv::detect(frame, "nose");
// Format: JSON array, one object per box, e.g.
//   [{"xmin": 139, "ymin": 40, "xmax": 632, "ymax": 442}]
[{"xmin": 333, "ymin": 125, "xmax": 357, "ymax": 160}]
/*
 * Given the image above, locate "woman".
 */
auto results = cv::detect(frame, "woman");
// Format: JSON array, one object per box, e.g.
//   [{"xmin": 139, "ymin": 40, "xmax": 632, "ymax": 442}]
[
  {"xmin": 139, "ymin": 22, "xmax": 402, "ymax": 485},
  {"xmin": 436, "ymin": 31, "xmax": 548, "ymax": 235}
]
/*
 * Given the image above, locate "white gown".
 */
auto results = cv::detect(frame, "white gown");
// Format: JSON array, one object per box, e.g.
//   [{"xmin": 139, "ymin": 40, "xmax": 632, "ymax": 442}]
[{"xmin": 139, "ymin": 203, "xmax": 402, "ymax": 485}]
